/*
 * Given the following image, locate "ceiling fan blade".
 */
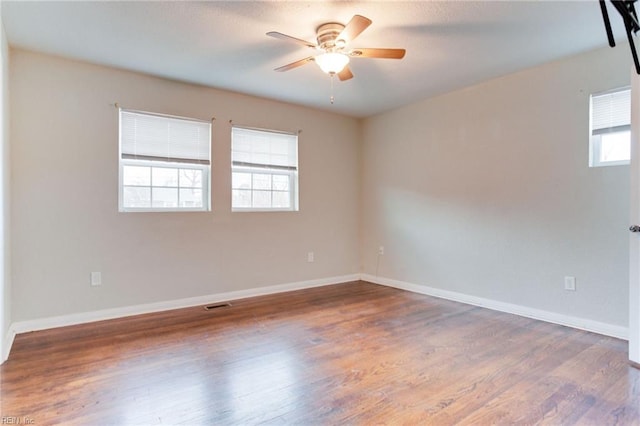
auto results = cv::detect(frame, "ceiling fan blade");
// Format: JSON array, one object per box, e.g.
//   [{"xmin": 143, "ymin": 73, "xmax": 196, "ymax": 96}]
[
  {"xmin": 337, "ymin": 15, "xmax": 372, "ymax": 43},
  {"xmin": 274, "ymin": 56, "xmax": 315, "ymax": 72},
  {"xmin": 267, "ymin": 31, "xmax": 317, "ymax": 49},
  {"xmin": 351, "ymin": 48, "xmax": 406, "ymax": 59},
  {"xmin": 338, "ymin": 65, "xmax": 353, "ymax": 81}
]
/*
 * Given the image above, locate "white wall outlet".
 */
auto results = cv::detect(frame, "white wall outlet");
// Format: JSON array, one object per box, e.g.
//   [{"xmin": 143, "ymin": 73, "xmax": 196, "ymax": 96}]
[
  {"xmin": 379, "ymin": 246, "xmax": 385, "ymax": 255},
  {"xmin": 307, "ymin": 252, "xmax": 314, "ymax": 263},
  {"xmin": 90, "ymin": 271, "xmax": 102, "ymax": 287},
  {"xmin": 564, "ymin": 276, "xmax": 576, "ymax": 291}
]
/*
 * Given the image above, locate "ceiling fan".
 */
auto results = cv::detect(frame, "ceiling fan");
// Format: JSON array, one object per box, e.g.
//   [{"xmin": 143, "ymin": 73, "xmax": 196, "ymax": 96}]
[{"xmin": 267, "ymin": 15, "xmax": 406, "ymax": 81}]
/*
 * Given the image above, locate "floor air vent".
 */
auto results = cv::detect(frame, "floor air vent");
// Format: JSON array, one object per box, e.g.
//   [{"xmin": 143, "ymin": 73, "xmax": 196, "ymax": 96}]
[{"xmin": 204, "ymin": 302, "xmax": 232, "ymax": 311}]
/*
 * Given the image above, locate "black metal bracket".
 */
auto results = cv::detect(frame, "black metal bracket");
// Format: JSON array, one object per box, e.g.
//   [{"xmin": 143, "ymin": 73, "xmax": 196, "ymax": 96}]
[{"xmin": 600, "ymin": 0, "xmax": 640, "ymax": 74}]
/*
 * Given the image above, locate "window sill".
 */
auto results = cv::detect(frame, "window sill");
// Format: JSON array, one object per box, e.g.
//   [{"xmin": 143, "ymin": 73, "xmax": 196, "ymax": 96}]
[
  {"xmin": 232, "ymin": 208, "xmax": 298, "ymax": 213},
  {"xmin": 119, "ymin": 208, "xmax": 211, "ymax": 213}
]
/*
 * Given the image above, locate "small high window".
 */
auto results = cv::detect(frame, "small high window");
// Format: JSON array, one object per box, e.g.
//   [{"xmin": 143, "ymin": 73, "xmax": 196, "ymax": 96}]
[
  {"xmin": 231, "ymin": 126, "xmax": 299, "ymax": 212},
  {"xmin": 589, "ymin": 87, "xmax": 631, "ymax": 167},
  {"xmin": 119, "ymin": 109, "xmax": 211, "ymax": 212}
]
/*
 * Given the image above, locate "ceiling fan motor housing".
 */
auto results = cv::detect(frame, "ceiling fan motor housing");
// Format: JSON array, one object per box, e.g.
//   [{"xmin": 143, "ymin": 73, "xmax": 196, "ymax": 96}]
[
  {"xmin": 268, "ymin": 14, "xmax": 405, "ymax": 82},
  {"xmin": 316, "ymin": 23, "xmax": 345, "ymax": 50}
]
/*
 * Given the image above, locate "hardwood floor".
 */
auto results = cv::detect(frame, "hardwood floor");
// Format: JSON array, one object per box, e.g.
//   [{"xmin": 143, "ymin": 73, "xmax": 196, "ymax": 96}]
[{"xmin": 1, "ymin": 281, "xmax": 639, "ymax": 425}]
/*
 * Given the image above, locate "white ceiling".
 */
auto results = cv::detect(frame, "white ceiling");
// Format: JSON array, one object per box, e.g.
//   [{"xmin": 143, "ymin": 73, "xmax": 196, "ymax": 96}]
[{"xmin": 1, "ymin": 1, "xmax": 631, "ymax": 118}]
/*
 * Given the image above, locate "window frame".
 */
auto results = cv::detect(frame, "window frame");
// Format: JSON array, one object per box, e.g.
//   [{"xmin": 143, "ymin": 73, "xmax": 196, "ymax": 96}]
[
  {"xmin": 119, "ymin": 159, "xmax": 210, "ymax": 213},
  {"xmin": 231, "ymin": 165, "xmax": 298, "ymax": 212},
  {"xmin": 230, "ymin": 126, "xmax": 299, "ymax": 212},
  {"xmin": 118, "ymin": 108, "xmax": 212, "ymax": 213},
  {"xmin": 589, "ymin": 86, "xmax": 631, "ymax": 168},
  {"xmin": 590, "ymin": 130, "xmax": 631, "ymax": 168}
]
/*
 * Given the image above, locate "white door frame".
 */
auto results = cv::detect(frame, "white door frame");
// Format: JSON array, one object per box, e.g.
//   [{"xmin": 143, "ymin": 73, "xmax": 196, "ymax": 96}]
[{"xmin": 629, "ymin": 70, "xmax": 640, "ymax": 365}]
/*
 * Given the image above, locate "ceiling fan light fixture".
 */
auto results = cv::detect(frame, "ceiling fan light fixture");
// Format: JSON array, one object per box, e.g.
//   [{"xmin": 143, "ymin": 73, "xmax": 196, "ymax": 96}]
[{"xmin": 315, "ymin": 52, "xmax": 350, "ymax": 74}]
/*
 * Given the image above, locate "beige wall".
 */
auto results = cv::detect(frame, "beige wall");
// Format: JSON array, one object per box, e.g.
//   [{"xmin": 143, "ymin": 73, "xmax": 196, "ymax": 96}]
[
  {"xmin": 10, "ymin": 49, "xmax": 361, "ymax": 322},
  {"xmin": 0, "ymin": 5, "xmax": 11, "ymax": 361},
  {"xmin": 362, "ymin": 45, "xmax": 631, "ymax": 328},
  {"xmin": 7, "ymin": 42, "xmax": 633, "ymax": 336}
]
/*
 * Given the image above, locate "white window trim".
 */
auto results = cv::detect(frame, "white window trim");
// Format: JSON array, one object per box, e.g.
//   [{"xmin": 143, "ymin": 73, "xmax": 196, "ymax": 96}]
[
  {"xmin": 118, "ymin": 108, "xmax": 212, "ymax": 212},
  {"xmin": 230, "ymin": 125, "xmax": 299, "ymax": 212},
  {"xmin": 119, "ymin": 159, "xmax": 211, "ymax": 213},
  {"xmin": 231, "ymin": 165, "xmax": 298, "ymax": 213},
  {"xmin": 589, "ymin": 132, "xmax": 631, "ymax": 168},
  {"xmin": 589, "ymin": 87, "xmax": 631, "ymax": 168}
]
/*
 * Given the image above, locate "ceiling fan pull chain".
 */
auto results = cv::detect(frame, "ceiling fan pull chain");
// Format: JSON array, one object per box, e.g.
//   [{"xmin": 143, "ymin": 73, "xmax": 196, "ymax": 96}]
[{"xmin": 330, "ymin": 73, "xmax": 335, "ymax": 104}]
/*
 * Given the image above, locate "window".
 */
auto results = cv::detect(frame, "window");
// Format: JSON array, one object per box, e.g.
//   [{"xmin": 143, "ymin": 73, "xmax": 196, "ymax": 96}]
[
  {"xmin": 231, "ymin": 126, "xmax": 298, "ymax": 211},
  {"xmin": 589, "ymin": 87, "xmax": 631, "ymax": 167},
  {"xmin": 119, "ymin": 109, "xmax": 211, "ymax": 211}
]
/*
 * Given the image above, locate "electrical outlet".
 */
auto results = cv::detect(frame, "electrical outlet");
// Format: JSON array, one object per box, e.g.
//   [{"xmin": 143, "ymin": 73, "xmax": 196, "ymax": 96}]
[
  {"xmin": 307, "ymin": 252, "xmax": 314, "ymax": 263},
  {"xmin": 564, "ymin": 276, "xmax": 576, "ymax": 291},
  {"xmin": 379, "ymin": 246, "xmax": 384, "ymax": 255},
  {"xmin": 90, "ymin": 271, "xmax": 102, "ymax": 287}
]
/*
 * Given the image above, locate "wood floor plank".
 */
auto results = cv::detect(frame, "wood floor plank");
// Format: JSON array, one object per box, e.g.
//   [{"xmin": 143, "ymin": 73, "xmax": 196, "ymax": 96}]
[{"xmin": 1, "ymin": 281, "xmax": 638, "ymax": 425}]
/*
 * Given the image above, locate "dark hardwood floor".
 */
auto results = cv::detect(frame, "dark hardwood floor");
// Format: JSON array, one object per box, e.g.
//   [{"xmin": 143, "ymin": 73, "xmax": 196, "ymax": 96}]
[{"xmin": 1, "ymin": 281, "xmax": 638, "ymax": 425}]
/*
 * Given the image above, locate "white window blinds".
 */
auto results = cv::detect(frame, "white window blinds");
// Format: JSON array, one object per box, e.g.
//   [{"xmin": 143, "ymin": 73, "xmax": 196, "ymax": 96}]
[
  {"xmin": 591, "ymin": 88, "xmax": 631, "ymax": 136},
  {"xmin": 231, "ymin": 126, "xmax": 298, "ymax": 171},
  {"xmin": 120, "ymin": 109, "xmax": 211, "ymax": 165}
]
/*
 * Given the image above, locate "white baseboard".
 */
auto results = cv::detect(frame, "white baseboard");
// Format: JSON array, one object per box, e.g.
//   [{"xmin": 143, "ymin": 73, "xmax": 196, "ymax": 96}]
[
  {"xmin": 2, "ymin": 326, "xmax": 15, "ymax": 363},
  {"xmin": 362, "ymin": 274, "xmax": 629, "ymax": 341},
  {"xmin": 4, "ymin": 272, "xmax": 628, "ymax": 364},
  {"xmin": 9, "ymin": 274, "xmax": 360, "ymax": 337}
]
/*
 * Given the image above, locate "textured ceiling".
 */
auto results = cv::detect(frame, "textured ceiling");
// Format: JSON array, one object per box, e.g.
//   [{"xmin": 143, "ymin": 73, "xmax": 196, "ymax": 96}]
[{"xmin": 1, "ymin": 1, "xmax": 631, "ymax": 117}]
